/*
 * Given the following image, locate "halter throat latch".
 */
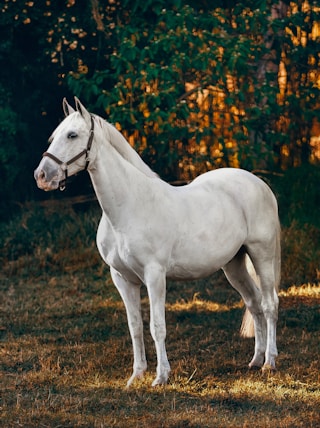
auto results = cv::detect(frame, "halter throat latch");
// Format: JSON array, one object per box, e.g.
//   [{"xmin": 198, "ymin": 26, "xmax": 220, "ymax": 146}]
[{"xmin": 42, "ymin": 115, "xmax": 95, "ymax": 191}]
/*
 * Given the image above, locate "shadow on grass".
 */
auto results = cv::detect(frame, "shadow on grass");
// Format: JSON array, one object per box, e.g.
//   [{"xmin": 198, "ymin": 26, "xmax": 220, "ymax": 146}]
[{"xmin": 1, "ymin": 273, "xmax": 320, "ymax": 427}]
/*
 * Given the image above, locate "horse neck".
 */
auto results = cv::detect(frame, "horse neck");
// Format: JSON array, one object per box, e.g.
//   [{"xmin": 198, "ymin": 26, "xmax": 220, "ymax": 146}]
[{"xmin": 88, "ymin": 130, "xmax": 157, "ymax": 225}]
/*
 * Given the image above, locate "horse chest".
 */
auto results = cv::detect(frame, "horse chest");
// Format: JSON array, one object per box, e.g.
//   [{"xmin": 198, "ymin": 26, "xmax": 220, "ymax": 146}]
[{"xmin": 96, "ymin": 219, "xmax": 147, "ymax": 280}]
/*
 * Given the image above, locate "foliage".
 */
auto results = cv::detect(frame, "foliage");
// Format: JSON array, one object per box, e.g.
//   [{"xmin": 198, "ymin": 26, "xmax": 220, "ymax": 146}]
[
  {"xmin": 0, "ymin": 89, "xmax": 20, "ymax": 217},
  {"xmin": 273, "ymin": 164, "xmax": 320, "ymax": 227},
  {"xmin": 68, "ymin": 0, "xmax": 320, "ymax": 178},
  {"xmin": 0, "ymin": 0, "xmax": 319, "ymax": 212},
  {"xmin": 0, "ymin": 0, "xmax": 104, "ymax": 212}
]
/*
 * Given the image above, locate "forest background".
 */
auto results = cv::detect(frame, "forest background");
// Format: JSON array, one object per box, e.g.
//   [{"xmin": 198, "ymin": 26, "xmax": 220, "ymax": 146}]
[{"xmin": 0, "ymin": 0, "xmax": 319, "ymax": 220}]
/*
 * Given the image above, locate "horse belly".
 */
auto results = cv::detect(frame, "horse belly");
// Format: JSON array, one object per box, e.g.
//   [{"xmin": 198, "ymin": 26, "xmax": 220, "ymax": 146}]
[
  {"xmin": 166, "ymin": 248, "xmax": 238, "ymax": 280},
  {"xmin": 166, "ymin": 261, "xmax": 219, "ymax": 280},
  {"xmin": 166, "ymin": 228, "xmax": 245, "ymax": 280}
]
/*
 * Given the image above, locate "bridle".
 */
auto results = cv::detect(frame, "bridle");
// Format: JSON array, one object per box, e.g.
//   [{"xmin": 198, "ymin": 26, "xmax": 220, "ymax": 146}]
[{"xmin": 42, "ymin": 115, "xmax": 95, "ymax": 191}]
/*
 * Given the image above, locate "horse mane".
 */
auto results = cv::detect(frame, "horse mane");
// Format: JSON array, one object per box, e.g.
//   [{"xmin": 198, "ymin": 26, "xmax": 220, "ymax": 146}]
[{"xmin": 93, "ymin": 115, "xmax": 158, "ymax": 179}]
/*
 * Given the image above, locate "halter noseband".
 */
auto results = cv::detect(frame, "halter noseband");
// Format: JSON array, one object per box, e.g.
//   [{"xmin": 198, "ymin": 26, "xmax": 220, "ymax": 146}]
[{"xmin": 42, "ymin": 115, "xmax": 95, "ymax": 191}]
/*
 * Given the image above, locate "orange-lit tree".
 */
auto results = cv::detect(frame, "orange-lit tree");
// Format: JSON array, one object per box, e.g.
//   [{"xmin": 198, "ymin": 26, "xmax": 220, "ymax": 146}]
[
  {"xmin": 0, "ymin": 0, "xmax": 319, "ymax": 210},
  {"xmin": 68, "ymin": 0, "xmax": 320, "ymax": 179}
]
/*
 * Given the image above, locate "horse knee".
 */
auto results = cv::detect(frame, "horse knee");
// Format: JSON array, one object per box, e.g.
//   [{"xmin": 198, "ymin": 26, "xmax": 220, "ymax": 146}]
[
  {"xmin": 150, "ymin": 322, "xmax": 166, "ymax": 343},
  {"xmin": 243, "ymin": 294, "xmax": 263, "ymax": 316},
  {"xmin": 130, "ymin": 320, "xmax": 143, "ymax": 339},
  {"xmin": 261, "ymin": 297, "xmax": 278, "ymax": 321}
]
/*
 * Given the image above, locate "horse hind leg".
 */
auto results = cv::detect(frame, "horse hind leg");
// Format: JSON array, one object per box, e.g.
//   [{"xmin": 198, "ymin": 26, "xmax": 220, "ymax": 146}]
[
  {"xmin": 222, "ymin": 249, "xmax": 267, "ymax": 369},
  {"xmin": 247, "ymin": 235, "xmax": 280, "ymax": 371}
]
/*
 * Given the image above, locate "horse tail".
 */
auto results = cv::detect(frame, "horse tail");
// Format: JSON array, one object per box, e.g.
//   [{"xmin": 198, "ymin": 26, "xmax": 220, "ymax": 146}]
[
  {"xmin": 240, "ymin": 308, "xmax": 255, "ymax": 338},
  {"xmin": 240, "ymin": 223, "xmax": 281, "ymax": 338},
  {"xmin": 240, "ymin": 255, "xmax": 258, "ymax": 338}
]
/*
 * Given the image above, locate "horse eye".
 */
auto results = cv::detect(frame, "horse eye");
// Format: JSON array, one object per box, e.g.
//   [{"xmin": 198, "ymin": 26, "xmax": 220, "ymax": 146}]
[{"xmin": 67, "ymin": 132, "xmax": 77, "ymax": 139}]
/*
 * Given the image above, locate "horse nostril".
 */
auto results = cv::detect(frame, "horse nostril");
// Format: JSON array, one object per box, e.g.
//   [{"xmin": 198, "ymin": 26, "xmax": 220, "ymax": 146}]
[{"xmin": 38, "ymin": 170, "xmax": 45, "ymax": 181}]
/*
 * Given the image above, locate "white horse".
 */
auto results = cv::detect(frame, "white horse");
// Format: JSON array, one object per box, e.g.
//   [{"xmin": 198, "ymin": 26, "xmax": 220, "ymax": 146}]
[{"xmin": 34, "ymin": 97, "xmax": 281, "ymax": 387}]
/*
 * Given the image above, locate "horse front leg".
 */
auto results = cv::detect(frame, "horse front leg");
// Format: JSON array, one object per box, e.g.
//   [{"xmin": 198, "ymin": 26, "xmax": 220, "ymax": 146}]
[
  {"xmin": 110, "ymin": 268, "xmax": 147, "ymax": 387},
  {"xmin": 144, "ymin": 264, "xmax": 171, "ymax": 386}
]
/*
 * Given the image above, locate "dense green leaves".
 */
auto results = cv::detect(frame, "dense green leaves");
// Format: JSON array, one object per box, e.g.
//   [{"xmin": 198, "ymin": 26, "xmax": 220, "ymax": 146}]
[
  {"xmin": 0, "ymin": 101, "xmax": 19, "ymax": 214},
  {"xmin": 68, "ymin": 0, "xmax": 319, "ymax": 178},
  {"xmin": 0, "ymin": 0, "xmax": 319, "ymax": 212}
]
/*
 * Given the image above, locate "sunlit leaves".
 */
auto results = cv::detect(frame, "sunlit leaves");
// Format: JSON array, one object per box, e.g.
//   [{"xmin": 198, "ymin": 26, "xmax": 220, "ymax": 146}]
[
  {"xmin": 1, "ymin": 0, "xmax": 318, "ymax": 192},
  {"xmin": 35, "ymin": 0, "xmax": 320, "ymax": 175},
  {"xmin": 66, "ymin": 1, "xmax": 317, "ymax": 178}
]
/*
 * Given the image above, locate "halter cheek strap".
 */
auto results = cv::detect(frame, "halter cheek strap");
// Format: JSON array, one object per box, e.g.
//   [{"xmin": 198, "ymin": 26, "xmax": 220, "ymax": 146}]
[{"xmin": 42, "ymin": 115, "xmax": 95, "ymax": 191}]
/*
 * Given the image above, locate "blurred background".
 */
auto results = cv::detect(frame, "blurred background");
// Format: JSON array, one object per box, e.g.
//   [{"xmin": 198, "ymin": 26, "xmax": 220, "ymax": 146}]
[{"xmin": 0, "ymin": 0, "xmax": 319, "ymax": 215}]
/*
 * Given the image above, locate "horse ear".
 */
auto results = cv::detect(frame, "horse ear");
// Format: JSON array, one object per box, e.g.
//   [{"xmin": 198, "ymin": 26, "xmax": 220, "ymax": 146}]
[
  {"xmin": 62, "ymin": 98, "xmax": 75, "ymax": 116},
  {"xmin": 74, "ymin": 97, "xmax": 91, "ymax": 124}
]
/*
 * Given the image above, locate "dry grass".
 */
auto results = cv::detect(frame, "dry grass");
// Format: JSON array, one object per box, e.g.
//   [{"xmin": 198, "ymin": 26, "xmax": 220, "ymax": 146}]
[
  {"xmin": 1, "ymin": 267, "xmax": 320, "ymax": 427},
  {"xmin": 1, "ymin": 204, "xmax": 320, "ymax": 427}
]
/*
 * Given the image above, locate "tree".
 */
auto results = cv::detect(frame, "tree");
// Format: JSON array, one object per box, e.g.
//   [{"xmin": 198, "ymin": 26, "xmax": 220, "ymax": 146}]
[
  {"xmin": 68, "ymin": 0, "xmax": 320, "ymax": 179},
  {"xmin": 0, "ymin": 0, "xmax": 104, "ymax": 214},
  {"xmin": 0, "ymin": 0, "xmax": 318, "ymax": 216}
]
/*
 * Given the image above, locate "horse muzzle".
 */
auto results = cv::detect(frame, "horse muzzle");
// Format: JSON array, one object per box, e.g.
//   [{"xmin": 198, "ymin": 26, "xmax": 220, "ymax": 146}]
[{"xmin": 34, "ymin": 162, "xmax": 62, "ymax": 191}]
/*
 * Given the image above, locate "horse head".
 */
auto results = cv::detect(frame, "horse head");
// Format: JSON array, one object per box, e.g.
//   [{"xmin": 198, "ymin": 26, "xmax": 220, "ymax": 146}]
[{"xmin": 34, "ymin": 97, "xmax": 95, "ymax": 191}]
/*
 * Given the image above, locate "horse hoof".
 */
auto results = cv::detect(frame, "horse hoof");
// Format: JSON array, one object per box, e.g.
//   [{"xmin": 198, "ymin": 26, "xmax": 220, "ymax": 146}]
[
  {"xmin": 248, "ymin": 360, "xmax": 263, "ymax": 369},
  {"xmin": 262, "ymin": 363, "xmax": 276, "ymax": 373},
  {"xmin": 248, "ymin": 364, "xmax": 261, "ymax": 371},
  {"xmin": 152, "ymin": 374, "xmax": 169, "ymax": 387},
  {"xmin": 248, "ymin": 355, "xmax": 264, "ymax": 369},
  {"xmin": 152, "ymin": 378, "xmax": 167, "ymax": 387},
  {"xmin": 126, "ymin": 370, "xmax": 146, "ymax": 388}
]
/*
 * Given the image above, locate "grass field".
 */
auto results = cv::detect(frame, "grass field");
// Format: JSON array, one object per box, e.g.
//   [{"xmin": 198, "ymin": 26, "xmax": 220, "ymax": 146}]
[{"xmin": 1, "ymin": 197, "xmax": 320, "ymax": 427}]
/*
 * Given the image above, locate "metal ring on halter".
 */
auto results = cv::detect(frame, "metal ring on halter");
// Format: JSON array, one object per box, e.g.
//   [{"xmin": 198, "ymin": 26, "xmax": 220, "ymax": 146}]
[{"xmin": 42, "ymin": 115, "xmax": 95, "ymax": 191}]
